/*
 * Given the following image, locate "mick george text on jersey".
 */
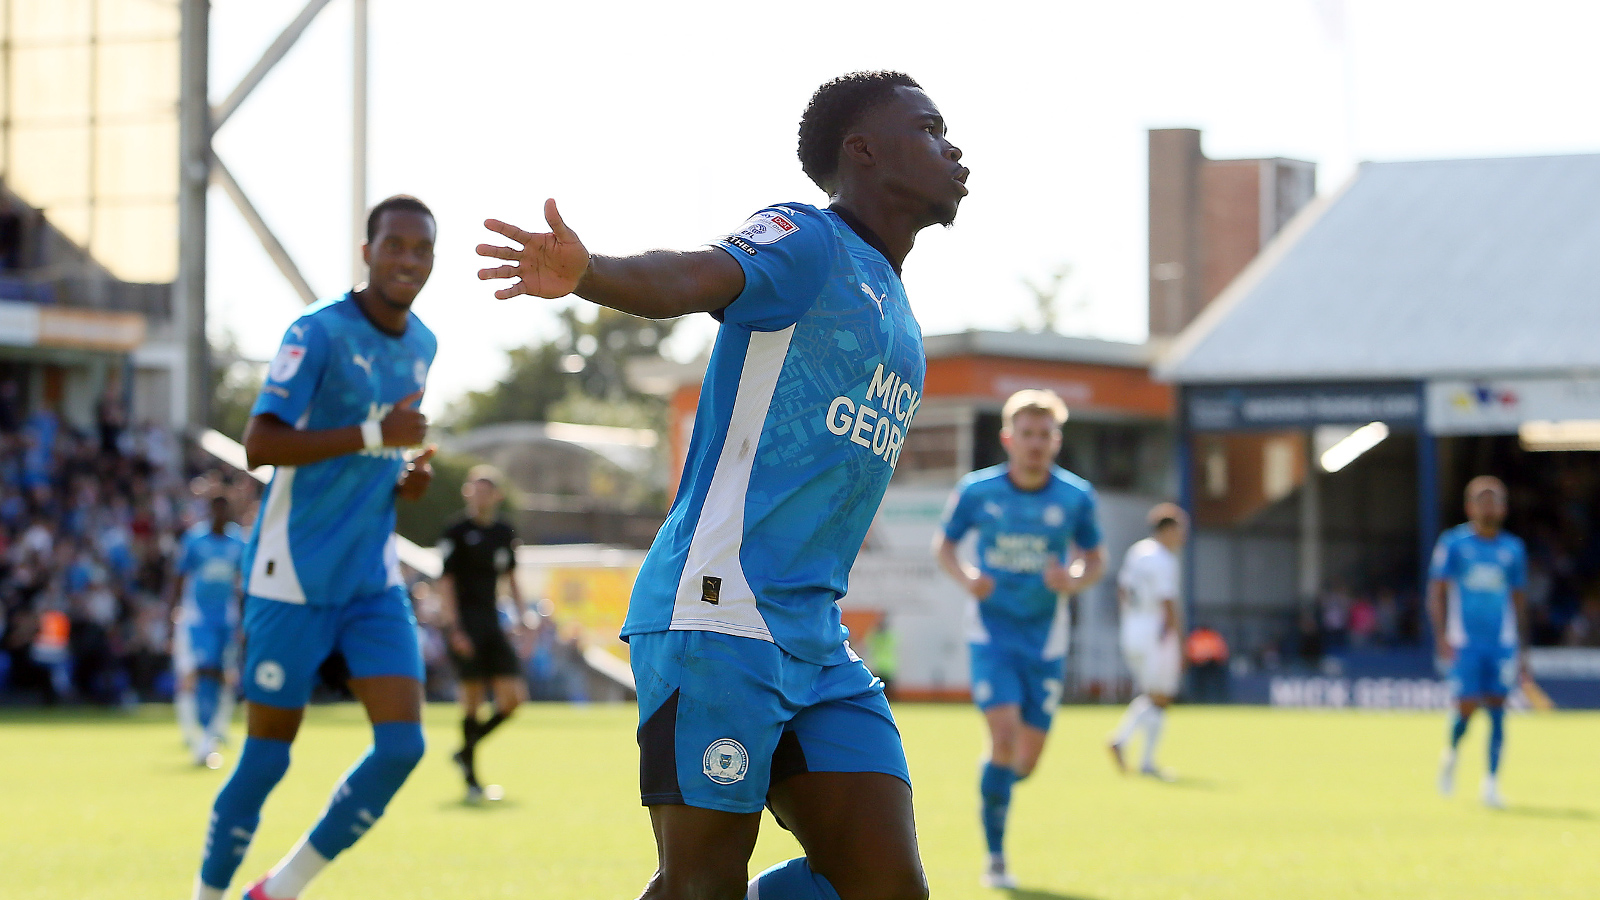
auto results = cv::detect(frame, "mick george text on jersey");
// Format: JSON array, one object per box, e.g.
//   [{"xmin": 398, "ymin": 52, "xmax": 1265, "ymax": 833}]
[{"xmin": 824, "ymin": 363, "xmax": 922, "ymax": 468}]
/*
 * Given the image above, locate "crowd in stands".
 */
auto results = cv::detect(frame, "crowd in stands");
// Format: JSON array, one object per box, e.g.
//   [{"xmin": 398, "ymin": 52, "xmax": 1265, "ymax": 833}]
[
  {"xmin": 0, "ymin": 394, "xmax": 598, "ymax": 707},
  {"xmin": 0, "ymin": 399, "xmax": 221, "ymax": 705}
]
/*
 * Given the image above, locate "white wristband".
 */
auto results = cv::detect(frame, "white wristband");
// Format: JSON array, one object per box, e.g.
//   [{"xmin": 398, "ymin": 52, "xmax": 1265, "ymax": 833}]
[{"xmin": 361, "ymin": 420, "xmax": 384, "ymax": 451}]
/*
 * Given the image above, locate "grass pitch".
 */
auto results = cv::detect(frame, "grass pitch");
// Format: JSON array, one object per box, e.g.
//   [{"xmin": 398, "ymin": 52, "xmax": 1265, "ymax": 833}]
[{"xmin": 0, "ymin": 703, "xmax": 1594, "ymax": 899}]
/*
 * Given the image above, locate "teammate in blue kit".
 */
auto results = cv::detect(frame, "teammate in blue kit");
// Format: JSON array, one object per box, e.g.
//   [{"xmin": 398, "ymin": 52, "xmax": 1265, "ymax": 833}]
[
  {"xmin": 171, "ymin": 493, "xmax": 248, "ymax": 768},
  {"xmin": 478, "ymin": 71, "xmax": 967, "ymax": 900},
  {"xmin": 1428, "ymin": 475, "xmax": 1528, "ymax": 810},
  {"xmin": 934, "ymin": 389, "xmax": 1105, "ymax": 888},
  {"xmin": 190, "ymin": 195, "xmax": 439, "ymax": 900}
]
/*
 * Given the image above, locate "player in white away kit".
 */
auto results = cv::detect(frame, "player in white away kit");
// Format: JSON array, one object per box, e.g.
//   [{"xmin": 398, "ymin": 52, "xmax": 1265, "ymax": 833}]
[{"xmin": 1108, "ymin": 503, "xmax": 1188, "ymax": 780}]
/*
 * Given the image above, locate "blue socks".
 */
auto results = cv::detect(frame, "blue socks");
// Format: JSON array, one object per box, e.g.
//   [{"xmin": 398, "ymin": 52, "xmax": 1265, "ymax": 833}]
[
  {"xmin": 195, "ymin": 676, "xmax": 221, "ymax": 733},
  {"xmin": 1486, "ymin": 706, "xmax": 1505, "ymax": 775},
  {"xmin": 306, "ymin": 721, "xmax": 425, "ymax": 859},
  {"xmin": 750, "ymin": 857, "xmax": 842, "ymax": 900},
  {"xmin": 980, "ymin": 762, "xmax": 1018, "ymax": 855},
  {"xmin": 1448, "ymin": 711, "xmax": 1469, "ymax": 748},
  {"xmin": 200, "ymin": 736, "xmax": 291, "ymax": 889}
]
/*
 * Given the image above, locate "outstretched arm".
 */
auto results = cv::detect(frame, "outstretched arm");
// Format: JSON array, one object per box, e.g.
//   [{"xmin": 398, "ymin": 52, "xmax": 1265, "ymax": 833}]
[{"xmin": 476, "ymin": 199, "xmax": 745, "ymax": 319}]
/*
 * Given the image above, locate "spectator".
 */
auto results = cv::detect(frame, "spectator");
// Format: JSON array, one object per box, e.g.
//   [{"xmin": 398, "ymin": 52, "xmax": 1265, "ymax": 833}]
[
  {"xmin": 1374, "ymin": 588, "xmax": 1401, "ymax": 647},
  {"xmin": 1561, "ymin": 594, "xmax": 1600, "ymax": 648},
  {"xmin": 0, "ymin": 401, "xmax": 254, "ymax": 705},
  {"xmin": 1348, "ymin": 594, "xmax": 1377, "ymax": 647},
  {"xmin": 1185, "ymin": 626, "xmax": 1230, "ymax": 702}
]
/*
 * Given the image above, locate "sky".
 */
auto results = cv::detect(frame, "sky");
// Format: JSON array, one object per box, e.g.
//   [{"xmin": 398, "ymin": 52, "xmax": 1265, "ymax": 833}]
[{"xmin": 205, "ymin": 0, "xmax": 1600, "ymax": 417}]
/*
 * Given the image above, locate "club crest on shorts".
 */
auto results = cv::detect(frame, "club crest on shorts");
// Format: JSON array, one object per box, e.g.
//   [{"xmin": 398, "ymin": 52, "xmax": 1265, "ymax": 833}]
[
  {"xmin": 255, "ymin": 660, "xmax": 285, "ymax": 692},
  {"xmin": 703, "ymin": 738, "xmax": 749, "ymax": 785}
]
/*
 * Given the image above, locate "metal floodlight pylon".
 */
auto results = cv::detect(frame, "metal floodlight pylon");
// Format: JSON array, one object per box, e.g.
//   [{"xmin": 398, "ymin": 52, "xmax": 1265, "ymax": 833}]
[{"xmin": 177, "ymin": 0, "xmax": 368, "ymax": 426}]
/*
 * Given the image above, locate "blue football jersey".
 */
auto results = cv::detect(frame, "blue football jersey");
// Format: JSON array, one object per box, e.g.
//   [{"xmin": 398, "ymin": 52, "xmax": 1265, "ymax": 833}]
[
  {"xmin": 941, "ymin": 465, "xmax": 1102, "ymax": 659},
  {"xmin": 245, "ymin": 293, "xmax": 437, "ymax": 607},
  {"xmin": 623, "ymin": 203, "xmax": 925, "ymax": 666},
  {"xmin": 1429, "ymin": 523, "xmax": 1526, "ymax": 649},
  {"xmin": 180, "ymin": 522, "xmax": 247, "ymax": 623}
]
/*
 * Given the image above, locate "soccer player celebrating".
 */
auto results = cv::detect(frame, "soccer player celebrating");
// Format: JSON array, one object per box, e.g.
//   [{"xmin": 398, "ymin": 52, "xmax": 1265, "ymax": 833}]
[
  {"xmin": 437, "ymin": 464, "xmax": 528, "ymax": 801},
  {"xmin": 190, "ymin": 195, "xmax": 439, "ymax": 900},
  {"xmin": 1429, "ymin": 475, "xmax": 1528, "ymax": 810},
  {"xmin": 171, "ymin": 493, "xmax": 247, "ymax": 768},
  {"xmin": 933, "ymin": 389, "xmax": 1105, "ymax": 888},
  {"xmin": 1107, "ymin": 502, "xmax": 1188, "ymax": 780},
  {"xmin": 478, "ymin": 71, "xmax": 966, "ymax": 900}
]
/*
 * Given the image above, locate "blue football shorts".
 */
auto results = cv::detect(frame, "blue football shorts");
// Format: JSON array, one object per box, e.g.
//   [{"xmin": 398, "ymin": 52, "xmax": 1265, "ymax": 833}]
[
  {"xmin": 1450, "ymin": 643, "xmax": 1516, "ymax": 700},
  {"xmin": 630, "ymin": 629, "xmax": 910, "ymax": 815},
  {"xmin": 174, "ymin": 617, "xmax": 234, "ymax": 673},
  {"xmin": 241, "ymin": 586, "xmax": 422, "ymax": 708},
  {"xmin": 969, "ymin": 642, "xmax": 1066, "ymax": 731}
]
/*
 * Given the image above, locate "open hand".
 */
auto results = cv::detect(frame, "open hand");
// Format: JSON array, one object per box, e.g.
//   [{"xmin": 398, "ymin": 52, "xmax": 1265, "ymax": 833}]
[
  {"xmin": 396, "ymin": 445, "xmax": 436, "ymax": 501},
  {"xmin": 477, "ymin": 199, "xmax": 591, "ymax": 300}
]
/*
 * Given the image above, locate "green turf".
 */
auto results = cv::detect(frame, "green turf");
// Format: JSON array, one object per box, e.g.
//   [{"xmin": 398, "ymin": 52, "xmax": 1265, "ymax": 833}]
[{"xmin": 0, "ymin": 703, "xmax": 1594, "ymax": 899}]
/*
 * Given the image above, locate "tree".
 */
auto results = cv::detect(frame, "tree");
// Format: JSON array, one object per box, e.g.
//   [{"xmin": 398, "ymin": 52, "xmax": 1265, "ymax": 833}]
[
  {"xmin": 209, "ymin": 332, "xmax": 265, "ymax": 442},
  {"xmin": 1020, "ymin": 262, "xmax": 1090, "ymax": 334},
  {"xmin": 448, "ymin": 306, "xmax": 680, "ymax": 431}
]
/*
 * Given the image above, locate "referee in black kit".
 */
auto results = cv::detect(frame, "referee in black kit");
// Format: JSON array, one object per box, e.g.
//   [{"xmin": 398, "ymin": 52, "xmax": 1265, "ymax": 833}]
[{"xmin": 437, "ymin": 465, "xmax": 528, "ymax": 802}]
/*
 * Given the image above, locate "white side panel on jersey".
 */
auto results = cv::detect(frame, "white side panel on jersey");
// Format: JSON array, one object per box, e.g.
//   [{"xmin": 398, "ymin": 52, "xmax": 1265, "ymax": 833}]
[
  {"xmin": 668, "ymin": 327, "xmax": 795, "ymax": 642},
  {"xmin": 1500, "ymin": 596, "xmax": 1517, "ymax": 647},
  {"xmin": 172, "ymin": 617, "xmax": 195, "ymax": 674},
  {"xmin": 963, "ymin": 598, "xmax": 990, "ymax": 644},
  {"xmin": 1446, "ymin": 582, "xmax": 1466, "ymax": 647},
  {"xmin": 1042, "ymin": 595, "xmax": 1071, "ymax": 660},
  {"xmin": 246, "ymin": 467, "xmax": 307, "ymax": 604},
  {"xmin": 384, "ymin": 534, "xmax": 404, "ymax": 589}
]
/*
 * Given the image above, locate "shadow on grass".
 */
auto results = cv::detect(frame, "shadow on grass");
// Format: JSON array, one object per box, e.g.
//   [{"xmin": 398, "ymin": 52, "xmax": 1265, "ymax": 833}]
[
  {"xmin": 0, "ymin": 706, "xmax": 153, "ymax": 726},
  {"xmin": 1158, "ymin": 774, "xmax": 1226, "ymax": 791},
  {"xmin": 1500, "ymin": 804, "xmax": 1594, "ymax": 821},
  {"xmin": 435, "ymin": 797, "xmax": 524, "ymax": 812},
  {"xmin": 1005, "ymin": 889, "xmax": 1104, "ymax": 900}
]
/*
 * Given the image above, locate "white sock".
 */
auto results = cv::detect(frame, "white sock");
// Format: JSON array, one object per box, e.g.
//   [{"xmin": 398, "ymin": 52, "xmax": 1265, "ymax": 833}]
[
  {"xmin": 263, "ymin": 836, "xmax": 330, "ymax": 899},
  {"xmin": 176, "ymin": 690, "xmax": 204, "ymax": 756},
  {"xmin": 1112, "ymin": 694, "xmax": 1153, "ymax": 744},
  {"xmin": 1142, "ymin": 706, "xmax": 1166, "ymax": 769},
  {"xmin": 191, "ymin": 875, "xmax": 223, "ymax": 900}
]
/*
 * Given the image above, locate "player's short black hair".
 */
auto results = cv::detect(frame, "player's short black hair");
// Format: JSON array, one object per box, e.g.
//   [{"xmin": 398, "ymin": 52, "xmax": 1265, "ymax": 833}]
[
  {"xmin": 798, "ymin": 71, "xmax": 921, "ymax": 191},
  {"xmin": 366, "ymin": 194, "xmax": 434, "ymax": 243}
]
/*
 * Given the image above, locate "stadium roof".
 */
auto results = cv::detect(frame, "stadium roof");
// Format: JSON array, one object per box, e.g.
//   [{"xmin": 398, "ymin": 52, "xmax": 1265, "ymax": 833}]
[
  {"xmin": 1158, "ymin": 153, "xmax": 1600, "ymax": 384},
  {"xmin": 924, "ymin": 330, "xmax": 1149, "ymax": 368}
]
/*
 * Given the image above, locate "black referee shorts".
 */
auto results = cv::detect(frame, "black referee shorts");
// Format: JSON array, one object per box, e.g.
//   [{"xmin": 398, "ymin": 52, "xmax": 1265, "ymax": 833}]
[{"xmin": 451, "ymin": 627, "xmax": 521, "ymax": 681}]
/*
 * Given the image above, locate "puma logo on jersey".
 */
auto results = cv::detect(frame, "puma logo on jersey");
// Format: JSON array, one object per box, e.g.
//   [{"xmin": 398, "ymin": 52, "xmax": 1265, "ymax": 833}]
[
  {"xmin": 860, "ymin": 283, "xmax": 885, "ymax": 315},
  {"xmin": 352, "ymin": 354, "xmax": 374, "ymax": 377}
]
